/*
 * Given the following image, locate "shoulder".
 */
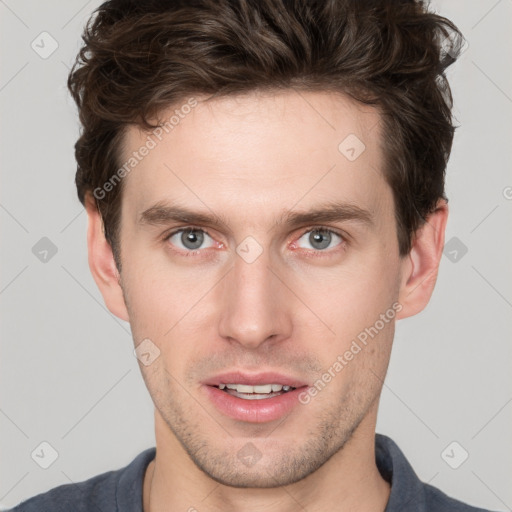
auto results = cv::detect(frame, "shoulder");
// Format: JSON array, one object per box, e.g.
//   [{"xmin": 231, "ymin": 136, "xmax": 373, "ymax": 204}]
[
  {"xmin": 375, "ymin": 434, "xmax": 500, "ymax": 512},
  {"xmin": 6, "ymin": 470, "xmax": 118, "ymax": 512},
  {"xmin": 6, "ymin": 447, "xmax": 156, "ymax": 512},
  {"xmin": 423, "ymin": 482, "xmax": 500, "ymax": 512}
]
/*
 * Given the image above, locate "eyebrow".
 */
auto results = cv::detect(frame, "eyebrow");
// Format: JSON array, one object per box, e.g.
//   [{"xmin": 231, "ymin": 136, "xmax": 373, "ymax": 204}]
[{"xmin": 138, "ymin": 200, "xmax": 375, "ymax": 231}]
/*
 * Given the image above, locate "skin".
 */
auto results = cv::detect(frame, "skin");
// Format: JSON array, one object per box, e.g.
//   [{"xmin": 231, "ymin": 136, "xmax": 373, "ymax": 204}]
[{"xmin": 85, "ymin": 90, "xmax": 448, "ymax": 512}]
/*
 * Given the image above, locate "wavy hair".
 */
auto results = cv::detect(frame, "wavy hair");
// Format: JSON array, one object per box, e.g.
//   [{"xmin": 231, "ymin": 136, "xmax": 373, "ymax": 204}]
[{"xmin": 68, "ymin": 0, "xmax": 464, "ymax": 265}]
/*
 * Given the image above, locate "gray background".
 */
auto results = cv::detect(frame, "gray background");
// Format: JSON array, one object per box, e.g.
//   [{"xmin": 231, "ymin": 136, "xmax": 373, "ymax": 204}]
[{"xmin": 1, "ymin": 0, "xmax": 511, "ymax": 510}]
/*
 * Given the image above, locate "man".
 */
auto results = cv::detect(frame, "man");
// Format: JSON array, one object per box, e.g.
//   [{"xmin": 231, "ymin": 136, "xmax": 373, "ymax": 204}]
[{"xmin": 8, "ymin": 0, "xmax": 499, "ymax": 511}]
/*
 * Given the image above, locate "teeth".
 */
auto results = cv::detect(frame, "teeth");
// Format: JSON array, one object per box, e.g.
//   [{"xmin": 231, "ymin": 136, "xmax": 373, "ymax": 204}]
[
  {"xmin": 237, "ymin": 384, "xmax": 257, "ymax": 393},
  {"xmin": 218, "ymin": 383, "xmax": 291, "ymax": 393},
  {"xmin": 233, "ymin": 393, "xmax": 273, "ymax": 400}
]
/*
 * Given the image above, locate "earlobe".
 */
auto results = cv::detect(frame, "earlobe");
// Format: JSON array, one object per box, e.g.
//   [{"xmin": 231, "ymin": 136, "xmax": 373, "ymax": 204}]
[
  {"xmin": 396, "ymin": 200, "xmax": 449, "ymax": 320},
  {"xmin": 85, "ymin": 194, "xmax": 130, "ymax": 322}
]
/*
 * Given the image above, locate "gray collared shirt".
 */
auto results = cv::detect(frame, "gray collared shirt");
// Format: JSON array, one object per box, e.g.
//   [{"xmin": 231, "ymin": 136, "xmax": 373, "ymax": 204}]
[{"xmin": 8, "ymin": 434, "xmax": 499, "ymax": 511}]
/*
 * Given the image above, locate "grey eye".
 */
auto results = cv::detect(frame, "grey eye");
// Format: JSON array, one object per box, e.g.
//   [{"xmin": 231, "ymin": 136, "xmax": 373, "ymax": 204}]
[
  {"xmin": 296, "ymin": 229, "xmax": 342, "ymax": 251},
  {"xmin": 168, "ymin": 228, "xmax": 214, "ymax": 251}
]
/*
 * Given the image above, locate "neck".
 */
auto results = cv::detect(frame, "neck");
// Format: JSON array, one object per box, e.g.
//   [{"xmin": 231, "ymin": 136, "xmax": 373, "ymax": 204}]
[{"xmin": 143, "ymin": 406, "xmax": 390, "ymax": 512}]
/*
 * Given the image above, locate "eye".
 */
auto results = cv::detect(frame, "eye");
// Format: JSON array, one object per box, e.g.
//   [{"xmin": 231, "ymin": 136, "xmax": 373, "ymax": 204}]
[
  {"xmin": 165, "ymin": 228, "xmax": 215, "ymax": 252},
  {"xmin": 294, "ymin": 228, "xmax": 345, "ymax": 252}
]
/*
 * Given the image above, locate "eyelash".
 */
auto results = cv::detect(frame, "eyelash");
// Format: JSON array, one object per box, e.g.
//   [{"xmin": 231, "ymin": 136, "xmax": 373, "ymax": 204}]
[
  {"xmin": 162, "ymin": 226, "xmax": 347, "ymax": 258},
  {"xmin": 290, "ymin": 226, "xmax": 348, "ymax": 258}
]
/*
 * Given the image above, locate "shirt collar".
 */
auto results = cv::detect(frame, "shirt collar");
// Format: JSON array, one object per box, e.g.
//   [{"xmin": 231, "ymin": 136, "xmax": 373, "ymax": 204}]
[{"xmin": 376, "ymin": 433, "xmax": 427, "ymax": 511}]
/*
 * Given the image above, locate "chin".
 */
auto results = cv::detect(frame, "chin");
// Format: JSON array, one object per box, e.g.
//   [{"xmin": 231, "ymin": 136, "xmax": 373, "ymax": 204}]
[{"xmin": 183, "ymin": 435, "xmax": 342, "ymax": 489}]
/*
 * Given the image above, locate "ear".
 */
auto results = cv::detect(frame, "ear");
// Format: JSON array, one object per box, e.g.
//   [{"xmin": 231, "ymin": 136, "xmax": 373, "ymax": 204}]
[
  {"xmin": 396, "ymin": 199, "xmax": 449, "ymax": 320},
  {"xmin": 85, "ymin": 194, "xmax": 129, "ymax": 322}
]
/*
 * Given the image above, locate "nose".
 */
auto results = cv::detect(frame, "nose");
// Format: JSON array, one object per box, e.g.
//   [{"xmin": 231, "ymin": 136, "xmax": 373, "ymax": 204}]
[{"xmin": 217, "ymin": 247, "xmax": 292, "ymax": 350}]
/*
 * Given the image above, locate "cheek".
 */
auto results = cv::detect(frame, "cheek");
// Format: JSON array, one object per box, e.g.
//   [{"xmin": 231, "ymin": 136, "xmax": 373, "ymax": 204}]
[
  {"xmin": 121, "ymin": 264, "xmax": 185, "ymax": 341},
  {"xmin": 122, "ymin": 235, "xmax": 204, "ymax": 298},
  {"xmin": 292, "ymin": 251, "xmax": 400, "ymax": 334},
  {"xmin": 121, "ymin": 258, "xmax": 221, "ymax": 375}
]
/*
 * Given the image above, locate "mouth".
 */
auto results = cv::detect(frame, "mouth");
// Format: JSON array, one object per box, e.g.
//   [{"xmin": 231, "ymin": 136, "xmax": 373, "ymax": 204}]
[
  {"xmin": 202, "ymin": 371, "xmax": 309, "ymax": 423},
  {"xmin": 211, "ymin": 383, "xmax": 297, "ymax": 400}
]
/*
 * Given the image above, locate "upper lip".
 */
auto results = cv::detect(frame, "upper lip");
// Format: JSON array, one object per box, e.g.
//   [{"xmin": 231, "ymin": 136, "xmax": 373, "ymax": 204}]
[{"xmin": 202, "ymin": 371, "xmax": 308, "ymax": 388}]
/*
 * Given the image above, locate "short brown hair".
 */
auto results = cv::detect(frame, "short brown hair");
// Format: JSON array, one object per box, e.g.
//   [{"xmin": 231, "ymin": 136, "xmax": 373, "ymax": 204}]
[{"xmin": 68, "ymin": 0, "xmax": 464, "ymax": 266}]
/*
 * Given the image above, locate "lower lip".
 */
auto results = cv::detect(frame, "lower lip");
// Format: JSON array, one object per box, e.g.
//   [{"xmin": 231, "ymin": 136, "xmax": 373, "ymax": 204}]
[{"xmin": 203, "ymin": 385, "xmax": 307, "ymax": 423}]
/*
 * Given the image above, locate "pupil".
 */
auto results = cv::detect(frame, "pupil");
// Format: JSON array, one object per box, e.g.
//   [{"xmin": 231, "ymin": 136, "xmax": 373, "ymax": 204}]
[
  {"xmin": 310, "ymin": 229, "xmax": 331, "ymax": 250},
  {"xmin": 182, "ymin": 229, "xmax": 204, "ymax": 250}
]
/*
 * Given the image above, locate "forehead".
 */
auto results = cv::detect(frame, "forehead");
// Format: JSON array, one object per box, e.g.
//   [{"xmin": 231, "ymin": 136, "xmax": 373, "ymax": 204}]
[{"xmin": 120, "ymin": 90, "xmax": 390, "ymax": 228}]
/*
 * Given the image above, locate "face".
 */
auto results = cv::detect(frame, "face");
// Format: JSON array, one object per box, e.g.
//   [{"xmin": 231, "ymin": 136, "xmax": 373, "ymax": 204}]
[{"xmin": 113, "ymin": 91, "xmax": 406, "ymax": 487}]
